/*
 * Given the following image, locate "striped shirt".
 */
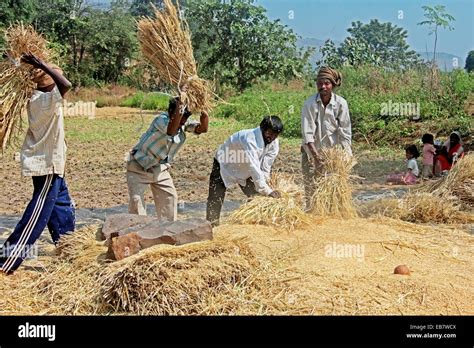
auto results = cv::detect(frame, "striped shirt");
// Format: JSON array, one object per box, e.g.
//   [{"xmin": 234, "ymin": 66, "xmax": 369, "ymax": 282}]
[
  {"xmin": 21, "ymin": 86, "xmax": 66, "ymax": 177},
  {"xmin": 131, "ymin": 112, "xmax": 199, "ymax": 170}
]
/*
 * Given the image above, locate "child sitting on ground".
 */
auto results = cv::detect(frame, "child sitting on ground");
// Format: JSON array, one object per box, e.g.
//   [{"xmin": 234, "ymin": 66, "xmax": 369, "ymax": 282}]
[
  {"xmin": 421, "ymin": 133, "xmax": 436, "ymax": 179},
  {"xmin": 387, "ymin": 145, "xmax": 420, "ymax": 185}
]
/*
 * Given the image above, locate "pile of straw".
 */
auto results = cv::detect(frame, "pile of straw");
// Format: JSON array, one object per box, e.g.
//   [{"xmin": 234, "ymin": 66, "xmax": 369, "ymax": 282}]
[
  {"xmin": 35, "ymin": 225, "xmax": 108, "ymax": 314},
  {"xmin": 361, "ymin": 192, "xmax": 473, "ymax": 224},
  {"xmin": 421, "ymin": 153, "xmax": 474, "ymax": 208},
  {"xmin": 310, "ymin": 146, "xmax": 358, "ymax": 218},
  {"xmin": 137, "ymin": 0, "xmax": 213, "ymax": 112},
  {"xmin": 361, "ymin": 154, "xmax": 474, "ymax": 224},
  {"xmin": 218, "ymin": 220, "xmax": 474, "ymax": 315},
  {"xmin": 99, "ymin": 238, "xmax": 271, "ymax": 315},
  {"xmin": 0, "ymin": 24, "xmax": 55, "ymax": 150},
  {"xmin": 228, "ymin": 173, "xmax": 312, "ymax": 230}
]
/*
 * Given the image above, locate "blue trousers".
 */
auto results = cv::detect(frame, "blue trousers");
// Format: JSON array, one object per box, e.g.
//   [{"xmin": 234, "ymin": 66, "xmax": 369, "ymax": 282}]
[{"xmin": 0, "ymin": 174, "xmax": 75, "ymax": 273}]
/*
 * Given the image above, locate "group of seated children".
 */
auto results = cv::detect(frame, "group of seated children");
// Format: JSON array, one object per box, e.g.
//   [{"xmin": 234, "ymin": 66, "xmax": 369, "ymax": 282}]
[{"xmin": 387, "ymin": 131, "xmax": 464, "ymax": 185}]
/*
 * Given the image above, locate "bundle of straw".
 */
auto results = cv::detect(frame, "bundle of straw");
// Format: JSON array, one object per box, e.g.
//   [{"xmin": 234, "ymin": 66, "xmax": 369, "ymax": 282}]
[
  {"xmin": 228, "ymin": 173, "xmax": 311, "ymax": 230},
  {"xmin": 30, "ymin": 225, "xmax": 108, "ymax": 315},
  {"xmin": 310, "ymin": 146, "xmax": 358, "ymax": 218},
  {"xmin": 99, "ymin": 238, "xmax": 263, "ymax": 315},
  {"xmin": 55, "ymin": 224, "xmax": 107, "ymax": 264},
  {"xmin": 361, "ymin": 192, "xmax": 473, "ymax": 224},
  {"xmin": 420, "ymin": 153, "xmax": 474, "ymax": 208},
  {"xmin": 401, "ymin": 192, "xmax": 473, "ymax": 223},
  {"xmin": 137, "ymin": 0, "xmax": 213, "ymax": 112},
  {"xmin": 0, "ymin": 23, "xmax": 55, "ymax": 151}
]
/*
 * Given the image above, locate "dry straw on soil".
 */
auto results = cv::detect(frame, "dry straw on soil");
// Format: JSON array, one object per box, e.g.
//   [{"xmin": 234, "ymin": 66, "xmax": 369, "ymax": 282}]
[
  {"xmin": 360, "ymin": 192, "xmax": 473, "ymax": 224},
  {"xmin": 361, "ymin": 154, "xmax": 474, "ymax": 224},
  {"xmin": 217, "ymin": 220, "xmax": 474, "ymax": 315},
  {"xmin": 1, "ymin": 219, "xmax": 473, "ymax": 315},
  {"xmin": 420, "ymin": 153, "xmax": 474, "ymax": 208},
  {"xmin": 310, "ymin": 146, "xmax": 358, "ymax": 218},
  {"xmin": 228, "ymin": 173, "xmax": 313, "ymax": 230},
  {"xmin": 137, "ymin": 0, "xmax": 213, "ymax": 112},
  {"xmin": 100, "ymin": 237, "xmax": 278, "ymax": 315},
  {"xmin": 0, "ymin": 23, "xmax": 55, "ymax": 150}
]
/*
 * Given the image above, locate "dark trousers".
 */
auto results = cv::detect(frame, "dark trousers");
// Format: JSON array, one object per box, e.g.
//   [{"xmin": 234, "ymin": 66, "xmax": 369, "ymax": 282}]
[
  {"xmin": 0, "ymin": 174, "xmax": 75, "ymax": 273},
  {"xmin": 206, "ymin": 159, "xmax": 257, "ymax": 226}
]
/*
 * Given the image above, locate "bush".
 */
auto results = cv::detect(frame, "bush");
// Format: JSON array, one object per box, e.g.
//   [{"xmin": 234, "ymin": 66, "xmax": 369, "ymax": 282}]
[
  {"xmin": 212, "ymin": 66, "xmax": 473, "ymax": 145},
  {"xmin": 213, "ymin": 86, "xmax": 311, "ymax": 138}
]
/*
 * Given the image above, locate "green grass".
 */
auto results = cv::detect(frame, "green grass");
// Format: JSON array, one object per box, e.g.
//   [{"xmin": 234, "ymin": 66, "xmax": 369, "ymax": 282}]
[
  {"xmin": 65, "ymin": 115, "xmax": 155, "ymax": 143},
  {"xmin": 120, "ymin": 92, "xmax": 170, "ymax": 111},
  {"xmin": 213, "ymin": 87, "xmax": 311, "ymax": 138}
]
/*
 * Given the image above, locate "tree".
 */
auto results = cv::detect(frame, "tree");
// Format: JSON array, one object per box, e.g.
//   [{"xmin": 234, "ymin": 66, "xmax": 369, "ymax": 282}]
[
  {"xmin": 130, "ymin": 0, "xmax": 162, "ymax": 17},
  {"xmin": 0, "ymin": 0, "xmax": 37, "ymax": 48},
  {"xmin": 32, "ymin": 0, "xmax": 137, "ymax": 86},
  {"xmin": 85, "ymin": 0, "xmax": 138, "ymax": 83},
  {"xmin": 418, "ymin": 5, "xmax": 455, "ymax": 65},
  {"xmin": 130, "ymin": 0, "xmax": 187, "ymax": 17},
  {"xmin": 318, "ymin": 19, "xmax": 421, "ymax": 70},
  {"xmin": 0, "ymin": 0, "xmax": 37, "ymax": 24},
  {"xmin": 33, "ymin": 0, "xmax": 94, "ymax": 83},
  {"xmin": 185, "ymin": 0, "xmax": 312, "ymax": 91},
  {"xmin": 465, "ymin": 50, "xmax": 474, "ymax": 72}
]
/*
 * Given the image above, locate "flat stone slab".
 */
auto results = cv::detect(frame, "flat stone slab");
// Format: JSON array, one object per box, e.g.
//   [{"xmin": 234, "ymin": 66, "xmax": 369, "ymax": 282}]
[
  {"xmin": 103, "ymin": 215, "xmax": 213, "ymax": 260},
  {"xmin": 100, "ymin": 214, "xmax": 156, "ymax": 241}
]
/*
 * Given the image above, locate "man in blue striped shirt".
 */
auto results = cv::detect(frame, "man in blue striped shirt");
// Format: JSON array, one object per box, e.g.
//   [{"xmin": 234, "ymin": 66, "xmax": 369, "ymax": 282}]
[{"xmin": 126, "ymin": 97, "xmax": 208, "ymax": 221}]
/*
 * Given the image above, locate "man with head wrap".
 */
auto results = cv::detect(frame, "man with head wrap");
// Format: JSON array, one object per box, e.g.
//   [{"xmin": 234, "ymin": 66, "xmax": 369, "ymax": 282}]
[
  {"xmin": 301, "ymin": 66, "xmax": 352, "ymax": 210},
  {"xmin": 0, "ymin": 52, "xmax": 75, "ymax": 274}
]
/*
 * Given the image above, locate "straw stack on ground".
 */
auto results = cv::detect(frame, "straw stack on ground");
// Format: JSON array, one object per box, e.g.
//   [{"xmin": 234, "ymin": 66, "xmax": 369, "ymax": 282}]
[
  {"xmin": 360, "ymin": 192, "xmax": 474, "ymax": 224},
  {"xmin": 99, "ymin": 237, "xmax": 281, "ymax": 315},
  {"xmin": 310, "ymin": 146, "xmax": 358, "ymax": 218},
  {"xmin": 0, "ymin": 24, "xmax": 55, "ymax": 150},
  {"xmin": 228, "ymin": 173, "xmax": 312, "ymax": 230},
  {"xmin": 34, "ymin": 225, "xmax": 108, "ymax": 314},
  {"xmin": 361, "ymin": 154, "xmax": 474, "ymax": 224},
  {"xmin": 420, "ymin": 153, "xmax": 474, "ymax": 209},
  {"xmin": 137, "ymin": 0, "xmax": 213, "ymax": 112}
]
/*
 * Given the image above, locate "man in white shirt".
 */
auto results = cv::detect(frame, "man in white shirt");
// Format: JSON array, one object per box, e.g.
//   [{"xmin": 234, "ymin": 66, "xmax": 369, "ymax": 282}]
[
  {"xmin": 206, "ymin": 116, "xmax": 283, "ymax": 227},
  {"xmin": 301, "ymin": 66, "xmax": 352, "ymax": 210},
  {"xmin": 0, "ymin": 53, "xmax": 74, "ymax": 274}
]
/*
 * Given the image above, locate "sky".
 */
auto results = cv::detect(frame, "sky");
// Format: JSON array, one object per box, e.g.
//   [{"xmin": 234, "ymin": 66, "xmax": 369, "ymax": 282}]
[{"xmin": 255, "ymin": 0, "xmax": 474, "ymax": 58}]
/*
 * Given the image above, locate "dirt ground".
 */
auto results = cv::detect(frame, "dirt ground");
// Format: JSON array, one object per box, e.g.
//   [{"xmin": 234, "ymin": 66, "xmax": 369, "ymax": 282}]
[{"xmin": 0, "ymin": 106, "xmax": 405, "ymax": 215}]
